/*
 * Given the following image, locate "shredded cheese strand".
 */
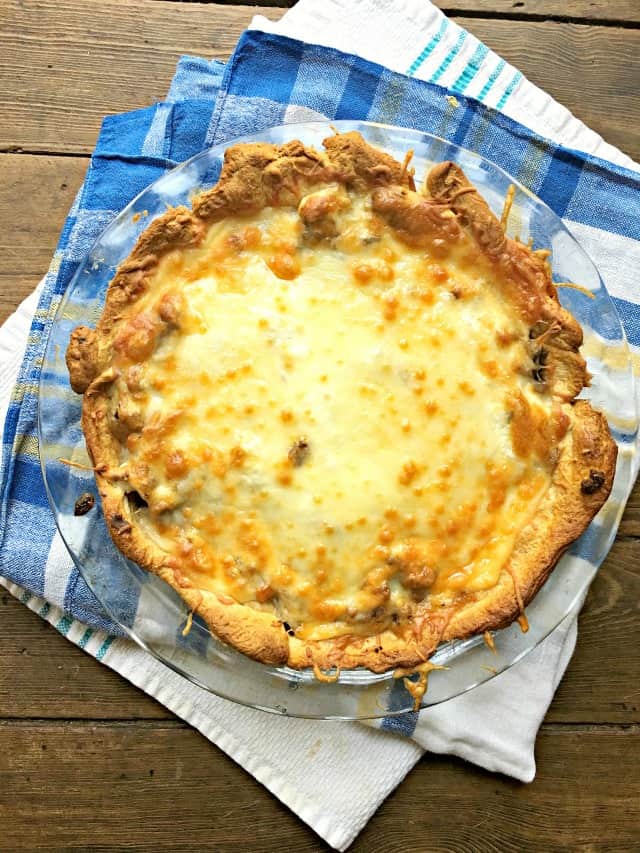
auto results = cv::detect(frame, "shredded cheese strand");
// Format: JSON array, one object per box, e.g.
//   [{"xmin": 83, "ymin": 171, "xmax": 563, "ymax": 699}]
[
  {"xmin": 500, "ymin": 184, "xmax": 516, "ymax": 230},
  {"xmin": 555, "ymin": 281, "xmax": 596, "ymax": 299}
]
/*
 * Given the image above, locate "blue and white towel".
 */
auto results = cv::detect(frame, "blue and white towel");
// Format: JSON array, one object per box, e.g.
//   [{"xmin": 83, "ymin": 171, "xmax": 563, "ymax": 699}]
[
  {"xmin": 254, "ymin": 0, "xmax": 637, "ymax": 170},
  {"xmin": 1, "ymin": 2, "xmax": 638, "ymax": 849}
]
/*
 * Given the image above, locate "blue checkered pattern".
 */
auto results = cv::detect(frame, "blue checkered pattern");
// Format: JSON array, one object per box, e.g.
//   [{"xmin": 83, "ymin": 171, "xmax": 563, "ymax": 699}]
[{"xmin": 1, "ymin": 31, "xmax": 639, "ymax": 705}]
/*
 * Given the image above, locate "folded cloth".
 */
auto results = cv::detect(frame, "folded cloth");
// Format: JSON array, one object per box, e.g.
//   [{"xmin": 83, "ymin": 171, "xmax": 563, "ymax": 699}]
[
  {"xmin": 1, "ymin": 4, "xmax": 639, "ymax": 849},
  {"xmin": 248, "ymin": 0, "xmax": 640, "ymax": 765},
  {"xmin": 253, "ymin": 0, "xmax": 637, "ymax": 169}
]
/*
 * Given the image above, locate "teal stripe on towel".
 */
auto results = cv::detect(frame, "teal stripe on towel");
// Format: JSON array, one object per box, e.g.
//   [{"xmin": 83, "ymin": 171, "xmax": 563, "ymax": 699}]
[
  {"xmin": 430, "ymin": 31, "xmax": 467, "ymax": 83},
  {"xmin": 496, "ymin": 71, "xmax": 523, "ymax": 109},
  {"xmin": 477, "ymin": 58, "xmax": 506, "ymax": 101},
  {"xmin": 96, "ymin": 635, "xmax": 115, "ymax": 662},
  {"xmin": 78, "ymin": 628, "xmax": 93, "ymax": 650},
  {"xmin": 406, "ymin": 18, "xmax": 448, "ymax": 76},
  {"xmin": 55, "ymin": 614, "xmax": 73, "ymax": 636},
  {"xmin": 452, "ymin": 43, "xmax": 489, "ymax": 92}
]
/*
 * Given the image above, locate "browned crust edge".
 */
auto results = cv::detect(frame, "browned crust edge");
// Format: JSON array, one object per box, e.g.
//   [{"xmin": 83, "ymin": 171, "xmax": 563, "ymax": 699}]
[{"xmin": 66, "ymin": 132, "xmax": 617, "ymax": 674}]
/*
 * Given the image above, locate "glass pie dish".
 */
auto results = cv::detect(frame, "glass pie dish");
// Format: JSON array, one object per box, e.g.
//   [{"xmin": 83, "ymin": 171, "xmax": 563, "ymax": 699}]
[{"xmin": 38, "ymin": 121, "xmax": 637, "ymax": 719}]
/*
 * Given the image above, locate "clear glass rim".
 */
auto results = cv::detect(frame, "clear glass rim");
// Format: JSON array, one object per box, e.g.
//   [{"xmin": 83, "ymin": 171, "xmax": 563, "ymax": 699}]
[{"xmin": 37, "ymin": 119, "xmax": 637, "ymax": 719}]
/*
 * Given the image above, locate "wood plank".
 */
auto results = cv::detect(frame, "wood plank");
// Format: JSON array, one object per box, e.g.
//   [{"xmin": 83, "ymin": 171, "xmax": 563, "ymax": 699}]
[
  {"xmin": 436, "ymin": 0, "xmax": 640, "ymax": 24},
  {"xmin": 1, "ymin": 534, "xmax": 637, "ymax": 723},
  {"xmin": 548, "ymin": 534, "xmax": 640, "ymax": 723},
  {"xmin": 1, "ymin": 1, "xmax": 638, "ymax": 162},
  {"xmin": 0, "ymin": 590, "xmax": 172, "ymax": 720},
  {"xmin": 0, "ymin": 0, "xmax": 283, "ymax": 156},
  {"xmin": 620, "ymin": 480, "xmax": 640, "ymax": 537},
  {"xmin": 0, "ymin": 276, "xmax": 43, "ymax": 326},
  {"xmin": 0, "ymin": 720, "xmax": 322, "ymax": 852},
  {"xmin": 0, "ymin": 154, "xmax": 87, "ymax": 324},
  {"xmin": 160, "ymin": 0, "xmax": 640, "ymax": 26},
  {"xmin": 1, "ymin": 3, "xmax": 637, "ymax": 849},
  {"xmin": 359, "ymin": 726, "xmax": 640, "ymax": 852},
  {"xmin": 0, "ymin": 721, "xmax": 637, "ymax": 851}
]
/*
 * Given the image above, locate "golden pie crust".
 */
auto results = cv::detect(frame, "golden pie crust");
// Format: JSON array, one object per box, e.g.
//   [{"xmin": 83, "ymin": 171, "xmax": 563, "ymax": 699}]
[{"xmin": 66, "ymin": 131, "xmax": 616, "ymax": 676}]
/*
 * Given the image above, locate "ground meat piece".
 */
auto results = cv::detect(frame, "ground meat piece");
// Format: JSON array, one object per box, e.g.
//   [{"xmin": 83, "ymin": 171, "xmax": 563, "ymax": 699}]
[
  {"xmin": 74, "ymin": 492, "xmax": 95, "ymax": 516},
  {"xmin": 581, "ymin": 469, "xmax": 606, "ymax": 494},
  {"xmin": 288, "ymin": 437, "xmax": 310, "ymax": 467}
]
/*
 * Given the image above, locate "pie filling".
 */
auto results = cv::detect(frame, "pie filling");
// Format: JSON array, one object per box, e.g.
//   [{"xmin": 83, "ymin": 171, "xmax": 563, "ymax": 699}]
[{"xmin": 105, "ymin": 189, "xmax": 568, "ymax": 643}]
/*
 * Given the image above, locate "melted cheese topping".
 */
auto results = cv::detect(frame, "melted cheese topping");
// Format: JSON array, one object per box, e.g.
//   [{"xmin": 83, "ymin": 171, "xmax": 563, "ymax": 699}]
[{"xmin": 109, "ymin": 192, "xmax": 564, "ymax": 642}]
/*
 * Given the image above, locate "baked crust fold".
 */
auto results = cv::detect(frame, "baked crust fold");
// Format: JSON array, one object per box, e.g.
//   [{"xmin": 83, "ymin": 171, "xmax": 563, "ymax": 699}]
[{"xmin": 66, "ymin": 131, "xmax": 617, "ymax": 676}]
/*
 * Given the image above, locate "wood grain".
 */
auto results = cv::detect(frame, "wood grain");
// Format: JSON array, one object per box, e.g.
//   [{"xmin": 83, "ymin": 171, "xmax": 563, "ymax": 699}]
[
  {"xmin": 619, "ymin": 485, "xmax": 640, "ymax": 537},
  {"xmin": 0, "ymin": 154, "xmax": 87, "ymax": 323},
  {"xmin": 0, "ymin": 721, "xmax": 638, "ymax": 851},
  {"xmin": 162, "ymin": 0, "xmax": 640, "ymax": 25},
  {"xmin": 0, "ymin": 591, "xmax": 171, "ymax": 721},
  {"xmin": 436, "ymin": 0, "xmax": 640, "ymax": 24},
  {"xmin": 1, "ymin": 1, "xmax": 638, "ymax": 161},
  {"xmin": 1, "ymin": 2, "xmax": 639, "ymax": 850},
  {"xmin": 1, "ymin": 531, "xmax": 637, "ymax": 723},
  {"xmin": 550, "ymin": 534, "xmax": 640, "ymax": 723},
  {"xmin": 0, "ymin": 0, "xmax": 283, "ymax": 156}
]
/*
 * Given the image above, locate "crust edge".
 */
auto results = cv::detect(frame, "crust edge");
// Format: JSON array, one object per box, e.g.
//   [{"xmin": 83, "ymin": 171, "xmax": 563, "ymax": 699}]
[{"xmin": 68, "ymin": 132, "xmax": 618, "ymax": 674}]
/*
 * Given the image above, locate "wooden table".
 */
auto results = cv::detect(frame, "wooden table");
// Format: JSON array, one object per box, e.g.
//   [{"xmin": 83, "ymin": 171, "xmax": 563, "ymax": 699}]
[{"xmin": 1, "ymin": 2, "xmax": 638, "ymax": 849}]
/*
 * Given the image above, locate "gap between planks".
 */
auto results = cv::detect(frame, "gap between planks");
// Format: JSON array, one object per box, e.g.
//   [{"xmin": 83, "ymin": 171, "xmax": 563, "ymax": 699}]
[
  {"xmin": 440, "ymin": 10, "xmax": 640, "ymax": 29},
  {"xmin": 0, "ymin": 718, "xmax": 638, "ymax": 731},
  {"xmin": 149, "ymin": 0, "xmax": 640, "ymax": 28},
  {"xmin": 0, "ymin": 148, "xmax": 91, "ymax": 159}
]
